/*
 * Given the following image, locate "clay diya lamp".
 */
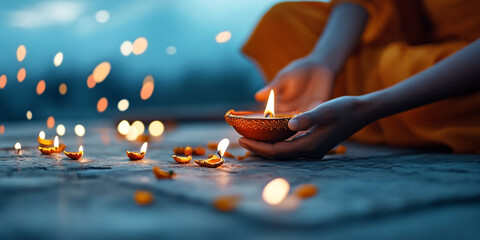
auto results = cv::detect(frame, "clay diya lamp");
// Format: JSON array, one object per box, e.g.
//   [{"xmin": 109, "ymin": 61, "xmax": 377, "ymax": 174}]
[
  {"xmin": 195, "ymin": 138, "xmax": 229, "ymax": 168},
  {"xmin": 37, "ymin": 131, "xmax": 53, "ymax": 147},
  {"xmin": 172, "ymin": 155, "xmax": 192, "ymax": 164},
  {"xmin": 64, "ymin": 145, "xmax": 84, "ymax": 160},
  {"xmin": 225, "ymin": 90, "xmax": 298, "ymax": 142},
  {"xmin": 38, "ymin": 136, "xmax": 65, "ymax": 155},
  {"xmin": 127, "ymin": 142, "xmax": 148, "ymax": 160}
]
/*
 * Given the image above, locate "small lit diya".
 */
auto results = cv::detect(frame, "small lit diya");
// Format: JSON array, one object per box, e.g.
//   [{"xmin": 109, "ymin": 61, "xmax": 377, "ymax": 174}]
[
  {"xmin": 225, "ymin": 90, "xmax": 298, "ymax": 142},
  {"xmin": 126, "ymin": 142, "xmax": 147, "ymax": 160},
  {"xmin": 38, "ymin": 136, "xmax": 65, "ymax": 154},
  {"xmin": 37, "ymin": 131, "xmax": 53, "ymax": 146},
  {"xmin": 195, "ymin": 138, "xmax": 229, "ymax": 168},
  {"xmin": 64, "ymin": 145, "xmax": 84, "ymax": 160},
  {"xmin": 15, "ymin": 142, "xmax": 21, "ymax": 154}
]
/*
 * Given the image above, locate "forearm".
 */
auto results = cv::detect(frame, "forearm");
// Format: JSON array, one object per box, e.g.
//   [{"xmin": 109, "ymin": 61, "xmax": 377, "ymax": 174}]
[
  {"xmin": 361, "ymin": 39, "xmax": 480, "ymax": 122},
  {"xmin": 311, "ymin": 3, "xmax": 368, "ymax": 74}
]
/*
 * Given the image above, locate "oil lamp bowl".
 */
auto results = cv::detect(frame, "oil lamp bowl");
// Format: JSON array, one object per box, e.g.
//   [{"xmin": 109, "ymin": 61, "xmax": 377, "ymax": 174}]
[{"xmin": 225, "ymin": 110, "xmax": 297, "ymax": 142}]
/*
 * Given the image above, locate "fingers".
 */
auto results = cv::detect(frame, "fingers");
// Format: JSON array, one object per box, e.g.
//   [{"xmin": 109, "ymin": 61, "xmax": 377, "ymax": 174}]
[
  {"xmin": 239, "ymin": 137, "xmax": 306, "ymax": 159},
  {"xmin": 255, "ymin": 86, "xmax": 272, "ymax": 102},
  {"xmin": 289, "ymin": 104, "xmax": 330, "ymax": 131}
]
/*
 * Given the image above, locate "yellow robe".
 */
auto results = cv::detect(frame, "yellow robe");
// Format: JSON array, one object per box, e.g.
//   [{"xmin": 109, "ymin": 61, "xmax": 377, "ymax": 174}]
[{"xmin": 242, "ymin": 0, "xmax": 480, "ymax": 153}]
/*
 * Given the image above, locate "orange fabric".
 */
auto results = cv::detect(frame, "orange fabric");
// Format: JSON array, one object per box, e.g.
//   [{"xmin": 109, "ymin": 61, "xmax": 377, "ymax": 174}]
[{"xmin": 242, "ymin": 1, "xmax": 480, "ymax": 153}]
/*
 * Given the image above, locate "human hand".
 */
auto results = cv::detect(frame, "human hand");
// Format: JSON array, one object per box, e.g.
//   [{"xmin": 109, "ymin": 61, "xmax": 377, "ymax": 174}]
[
  {"xmin": 255, "ymin": 56, "xmax": 335, "ymax": 112},
  {"xmin": 239, "ymin": 96, "xmax": 371, "ymax": 159}
]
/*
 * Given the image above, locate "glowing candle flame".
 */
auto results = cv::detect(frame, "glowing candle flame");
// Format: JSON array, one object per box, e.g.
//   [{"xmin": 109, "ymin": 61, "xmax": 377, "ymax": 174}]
[
  {"xmin": 39, "ymin": 131, "xmax": 46, "ymax": 139},
  {"xmin": 264, "ymin": 90, "xmax": 275, "ymax": 118},
  {"xmin": 54, "ymin": 136, "xmax": 59, "ymax": 148},
  {"xmin": 15, "ymin": 142, "xmax": 21, "ymax": 150},
  {"xmin": 79, "ymin": 145, "xmax": 83, "ymax": 152},
  {"xmin": 262, "ymin": 178, "xmax": 290, "ymax": 205},
  {"xmin": 140, "ymin": 142, "xmax": 148, "ymax": 153},
  {"xmin": 217, "ymin": 138, "xmax": 230, "ymax": 157}
]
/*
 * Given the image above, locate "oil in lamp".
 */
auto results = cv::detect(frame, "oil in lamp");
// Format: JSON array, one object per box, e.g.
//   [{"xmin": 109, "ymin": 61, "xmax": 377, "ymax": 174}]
[
  {"xmin": 225, "ymin": 90, "xmax": 298, "ymax": 142},
  {"xmin": 15, "ymin": 142, "xmax": 21, "ymax": 154},
  {"xmin": 38, "ymin": 136, "xmax": 64, "ymax": 154},
  {"xmin": 195, "ymin": 138, "xmax": 229, "ymax": 168},
  {"xmin": 64, "ymin": 145, "xmax": 84, "ymax": 160},
  {"xmin": 126, "ymin": 142, "xmax": 148, "ymax": 160},
  {"xmin": 37, "ymin": 131, "xmax": 53, "ymax": 146}
]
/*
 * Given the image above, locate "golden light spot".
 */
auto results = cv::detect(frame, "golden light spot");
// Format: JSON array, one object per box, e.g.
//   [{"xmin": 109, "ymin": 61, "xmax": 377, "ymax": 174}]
[
  {"xmin": 87, "ymin": 75, "xmax": 96, "ymax": 88},
  {"xmin": 56, "ymin": 124, "xmax": 66, "ymax": 136},
  {"xmin": 166, "ymin": 46, "xmax": 176, "ymax": 55},
  {"xmin": 96, "ymin": 97, "xmax": 108, "ymax": 113},
  {"xmin": 47, "ymin": 116, "xmax": 55, "ymax": 129},
  {"xmin": 74, "ymin": 124, "xmax": 86, "ymax": 137},
  {"xmin": 92, "ymin": 61, "xmax": 111, "ymax": 83},
  {"xmin": 215, "ymin": 31, "xmax": 231, "ymax": 43},
  {"xmin": 131, "ymin": 120, "xmax": 145, "ymax": 135},
  {"xmin": 95, "ymin": 10, "xmax": 110, "ymax": 23},
  {"xmin": 36, "ymin": 80, "xmax": 46, "ymax": 95},
  {"xmin": 117, "ymin": 99, "xmax": 129, "ymax": 111},
  {"xmin": 117, "ymin": 120, "xmax": 130, "ymax": 135},
  {"xmin": 26, "ymin": 110, "xmax": 32, "ymax": 120},
  {"xmin": 148, "ymin": 120, "xmax": 164, "ymax": 137},
  {"xmin": 132, "ymin": 37, "xmax": 148, "ymax": 55},
  {"xmin": 120, "ymin": 41, "xmax": 133, "ymax": 56},
  {"xmin": 17, "ymin": 68, "xmax": 26, "ymax": 82},
  {"xmin": 126, "ymin": 126, "xmax": 138, "ymax": 141},
  {"xmin": 0, "ymin": 75, "xmax": 6, "ymax": 89},
  {"xmin": 262, "ymin": 178, "xmax": 290, "ymax": 205},
  {"xmin": 59, "ymin": 83, "xmax": 67, "ymax": 95},
  {"xmin": 17, "ymin": 45, "xmax": 26, "ymax": 62},
  {"xmin": 53, "ymin": 52, "xmax": 63, "ymax": 67},
  {"xmin": 0, "ymin": 124, "xmax": 4, "ymax": 135},
  {"xmin": 140, "ymin": 75, "xmax": 154, "ymax": 100}
]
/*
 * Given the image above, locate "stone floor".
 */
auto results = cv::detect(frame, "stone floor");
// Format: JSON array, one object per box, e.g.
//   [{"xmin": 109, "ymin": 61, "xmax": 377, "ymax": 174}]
[{"xmin": 0, "ymin": 120, "xmax": 479, "ymax": 240}]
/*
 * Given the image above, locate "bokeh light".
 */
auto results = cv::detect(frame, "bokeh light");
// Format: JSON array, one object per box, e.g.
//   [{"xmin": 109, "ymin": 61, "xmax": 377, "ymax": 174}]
[
  {"xmin": 97, "ymin": 97, "xmax": 108, "ymax": 113},
  {"xmin": 36, "ymin": 80, "xmax": 46, "ymax": 95},
  {"xmin": 262, "ymin": 178, "xmax": 290, "ymax": 205},
  {"xmin": 166, "ymin": 46, "xmax": 176, "ymax": 55},
  {"xmin": 26, "ymin": 110, "xmax": 32, "ymax": 120},
  {"xmin": 0, "ymin": 125, "xmax": 4, "ymax": 135},
  {"xmin": 56, "ymin": 124, "xmax": 66, "ymax": 136},
  {"xmin": 17, "ymin": 68, "xmax": 26, "ymax": 82},
  {"xmin": 53, "ymin": 52, "xmax": 64, "ymax": 67},
  {"xmin": 117, "ymin": 120, "xmax": 130, "ymax": 135},
  {"xmin": 95, "ymin": 10, "xmax": 110, "ymax": 23},
  {"xmin": 117, "ymin": 99, "xmax": 129, "ymax": 111},
  {"xmin": 140, "ymin": 75, "xmax": 154, "ymax": 100},
  {"xmin": 17, "ymin": 45, "xmax": 26, "ymax": 62},
  {"xmin": 59, "ymin": 83, "xmax": 67, "ymax": 95},
  {"xmin": 215, "ymin": 31, "xmax": 231, "ymax": 43},
  {"xmin": 148, "ymin": 120, "xmax": 164, "ymax": 137},
  {"xmin": 0, "ymin": 75, "xmax": 6, "ymax": 89},
  {"xmin": 132, "ymin": 37, "xmax": 148, "ymax": 55},
  {"xmin": 87, "ymin": 75, "xmax": 96, "ymax": 88},
  {"xmin": 92, "ymin": 61, "xmax": 111, "ymax": 83},
  {"xmin": 131, "ymin": 120, "xmax": 145, "ymax": 135},
  {"xmin": 120, "ymin": 41, "xmax": 133, "ymax": 56},
  {"xmin": 126, "ymin": 126, "xmax": 138, "ymax": 141},
  {"xmin": 74, "ymin": 124, "xmax": 85, "ymax": 137},
  {"xmin": 47, "ymin": 116, "xmax": 55, "ymax": 129}
]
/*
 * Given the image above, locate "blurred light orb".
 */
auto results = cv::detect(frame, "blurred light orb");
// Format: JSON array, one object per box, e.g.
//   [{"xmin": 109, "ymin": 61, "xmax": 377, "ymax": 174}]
[
  {"xmin": 215, "ymin": 31, "xmax": 232, "ymax": 43},
  {"xmin": 36, "ymin": 80, "xmax": 46, "ymax": 95},
  {"xmin": 17, "ymin": 45, "xmax": 26, "ymax": 62},
  {"xmin": 262, "ymin": 178, "xmax": 290, "ymax": 205},
  {"xmin": 117, "ymin": 99, "xmax": 129, "ymax": 111},
  {"xmin": 131, "ymin": 121, "xmax": 145, "ymax": 135},
  {"xmin": 59, "ymin": 83, "xmax": 67, "ymax": 95},
  {"xmin": 53, "ymin": 52, "xmax": 64, "ymax": 67},
  {"xmin": 47, "ymin": 116, "xmax": 55, "ymax": 129},
  {"xmin": 148, "ymin": 120, "xmax": 164, "ymax": 137},
  {"xmin": 26, "ymin": 110, "xmax": 32, "ymax": 120},
  {"xmin": 0, "ymin": 75, "xmax": 6, "ymax": 89},
  {"xmin": 95, "ymin": 10, "xmax": 110, "ymax": 23},
  {"xmin": 56, "ymin": 124, "xmax": 66, "ymax": 136},
  {"xmin": 126, "ymin": 126, "xmax": 138, "ymax": 141},
  {"xmin": 166, "ymin": 46, "xmax": 176, "ymax": 55},
  {"xmin": 120, "ymin": 41, "xmax": 133, "ymax": 56},
  {"xmin": 97, "ymin": 97, "xmax": 108, "ymax": 113},
  {"xmin": 117, "ymin": 120, "xmax": 130, "ymax": 135},
  {"xmin": 74, "ymin": 124, "xmax": 86, "ymax": 137},
  {"xmin": 140, "ymin": 75, "xmax": 154, "ymax": 100},
  {"xmin": 0, "ymin": 125, "xmax": 4, "ymax": 135},
  {"xmin": 92, "ymin": 61, "xmax": 111, "ymax": 83},
  {"xmin": 132, "ymin": 37, "xmax": 148, "ymax": 55},
  {"xmin": 87, "ymin": 75, "xmax": 96, "ymax": 88},
  {"xmin": 17, "ymin": 68, "xmax": 26, "ymax": 82}
]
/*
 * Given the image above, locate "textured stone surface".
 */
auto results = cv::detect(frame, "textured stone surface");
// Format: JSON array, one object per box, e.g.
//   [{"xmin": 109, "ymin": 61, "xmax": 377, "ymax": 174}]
[{"xmin": 0, "ymin": 121, "xmax": 479, "ymax": 240}]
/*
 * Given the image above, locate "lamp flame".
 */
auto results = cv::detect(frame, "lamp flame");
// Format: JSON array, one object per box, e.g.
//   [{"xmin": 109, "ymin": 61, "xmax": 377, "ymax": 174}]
[
  {"xmin": 39, "ymin": 131, "xmax": 45, "ymax": 139},
  {"xmin": 54, "ymin": 136, "xmax": 59, "ymax": 148},
  {"xmin": 264, "ymin": 90, "xmax": 275, "ymax": 118},
  {"xmin": 79, "ymin": 145, "xmax": 83, "ymax": 152},
  {"xmin": 140, "ymin": 142, "xmax": 148, "ymax": 153},
  {"xmin": 217, "ymin": 138, "xmax": 230, "ymax": 157},
  {"xmin": 15, "ymin": 142, "xmax": 21, "ymax": 150}
]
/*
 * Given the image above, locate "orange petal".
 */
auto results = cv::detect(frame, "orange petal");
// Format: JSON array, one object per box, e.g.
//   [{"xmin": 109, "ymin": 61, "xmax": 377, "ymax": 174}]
[
  {"xmin": 213, "ymin": 195, "xmax": 242, "ymax": 212},
  {"xmin": 194, "ymin": 146, "xmax": 206, "ymax": 156},
  {"xmin": 184, "ymin": 146, "xmax": 193, "ymax": 156},
  {"xmin": 134, "ymin": 190, "xmax": 153, "ymax": 206},
  {"xmin": 152, "ymin": 166, "xmax": 175, "ymax": 179},
  {"xmin": 294, "ymin": 184, "xmax": 318, "ymax": 199}
]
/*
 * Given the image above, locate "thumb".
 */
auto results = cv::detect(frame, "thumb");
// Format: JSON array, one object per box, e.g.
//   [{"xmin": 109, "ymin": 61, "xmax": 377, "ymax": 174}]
[{"xmin": 289, "ymin": 107, "xmax": 325, "ymax": 131}]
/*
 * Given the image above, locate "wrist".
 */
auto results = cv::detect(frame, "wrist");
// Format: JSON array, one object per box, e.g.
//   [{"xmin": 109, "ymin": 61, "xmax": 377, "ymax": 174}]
[{"xmin": 307, "ymin": 53, "xmax": 340, "ymax": 77}]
